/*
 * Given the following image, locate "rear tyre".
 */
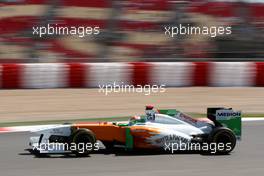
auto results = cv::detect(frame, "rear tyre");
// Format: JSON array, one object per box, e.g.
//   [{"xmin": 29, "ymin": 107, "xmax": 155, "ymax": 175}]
[
  {"xmin": 207, "ymin": 127, "xmax": 236, "ymax": 155},
  {"xmin": 71, "ymin": 128, "xmax": 96, "ymax": 157}
]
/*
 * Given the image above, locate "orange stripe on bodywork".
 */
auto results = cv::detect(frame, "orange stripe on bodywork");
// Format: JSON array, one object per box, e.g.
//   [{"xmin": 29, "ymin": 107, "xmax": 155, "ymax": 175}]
[
  {"xmin": 74, "ymin": 122, "xmax": 126, "ymax": 143},
  {"xmin": 74, "ymin": 122, "xmax": 162, "ymax": 149},
  {"xmin": 130, "ymin": 126, "xmax": 161, "ymax": 148}
]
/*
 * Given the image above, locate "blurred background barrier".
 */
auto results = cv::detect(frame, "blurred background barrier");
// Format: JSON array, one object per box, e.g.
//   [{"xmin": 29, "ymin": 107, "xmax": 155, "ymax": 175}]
[
  {"xmin": 0, "ymin": 62, "xmax": 263, "ymax": 89},
  {"xmin": 0, "ymin": 0, "xmax": 264, "ymax": 62}
]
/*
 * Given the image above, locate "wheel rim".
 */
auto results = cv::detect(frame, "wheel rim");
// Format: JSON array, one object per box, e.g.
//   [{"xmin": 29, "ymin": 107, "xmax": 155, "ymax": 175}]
[
  {"xmin": 214, "ymin": 131, "xmax": 235, "ymax": 153},
  {"xmin": 75, "ymin": 134, "xmax": 93, "ymax": 154}
]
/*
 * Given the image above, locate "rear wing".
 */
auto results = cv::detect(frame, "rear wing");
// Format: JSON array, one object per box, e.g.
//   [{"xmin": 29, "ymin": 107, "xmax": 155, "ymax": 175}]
[
  {"xmin": 158, "ymin": 108, "xmax": 241, "ymax": 139},
  {"xmin": 207, "ymin": 108, "xmax": 241, "ymax": 139}
]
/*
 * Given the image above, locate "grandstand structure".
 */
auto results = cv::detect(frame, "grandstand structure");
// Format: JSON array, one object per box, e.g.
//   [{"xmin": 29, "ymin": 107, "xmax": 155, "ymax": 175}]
[{"xmin": 0, "ymin": 0, "xmax": 264, "ymax": 62}]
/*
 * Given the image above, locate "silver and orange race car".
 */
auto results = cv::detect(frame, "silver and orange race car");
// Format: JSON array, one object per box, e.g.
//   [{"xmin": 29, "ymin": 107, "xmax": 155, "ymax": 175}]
[{"xmin": 29, "ymin": 106, "xmax": 241, "ymax": 157}]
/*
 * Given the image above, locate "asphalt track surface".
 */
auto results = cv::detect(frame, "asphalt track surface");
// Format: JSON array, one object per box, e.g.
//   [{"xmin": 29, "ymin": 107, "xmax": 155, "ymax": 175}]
[{"xmin": 0, "ymin": 121, "xmax": 263, "ymax": 176}]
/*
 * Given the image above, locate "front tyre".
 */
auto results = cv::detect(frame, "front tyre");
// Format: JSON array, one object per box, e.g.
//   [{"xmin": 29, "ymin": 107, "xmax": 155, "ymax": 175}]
[
  {"xmin": 71, "ymin": 128, "xmax": 96, "ymax": 157},
  {"xmin": 207, "ymin": 127, "xmax": 236, "ymax": 155},
  {"xmin": 31, "ymin": 148, "xmax": 48, "ymax": 158}
]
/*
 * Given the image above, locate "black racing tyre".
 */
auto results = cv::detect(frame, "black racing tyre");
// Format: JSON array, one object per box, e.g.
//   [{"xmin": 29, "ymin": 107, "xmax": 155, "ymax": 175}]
[
  {"xmin": 71, "ymin": 128, "xmax": 96, "ymax": 157},
  {"xmin": 31, "ymin": 148, "xmax": 48, "ymax": 158},
  {"xmin": 208, "ymin": 127, "xmax": 236, "ymax": 155}
]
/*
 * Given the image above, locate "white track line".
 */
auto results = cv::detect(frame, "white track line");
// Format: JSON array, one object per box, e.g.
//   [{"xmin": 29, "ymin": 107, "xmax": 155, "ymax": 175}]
[
  {"xmin": 242, "ymin": 118, "xmax": 264, "ymax": 121},
  {"xmin": 0, "ymin": 124, "xmax": 58, "ymax": 133}
]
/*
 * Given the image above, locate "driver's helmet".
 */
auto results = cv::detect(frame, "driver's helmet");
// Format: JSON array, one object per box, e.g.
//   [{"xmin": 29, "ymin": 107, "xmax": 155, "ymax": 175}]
[
  {"xmin": 145, "ymin": 105, "xmax": 156, "ymax": 121},
  {"xmin": 130, "ymin": 115, "xmax": 141, "ymax": 121},
  {"xmin": 129, "ymin": 115, "xmax": 145, "ymax": 125}
]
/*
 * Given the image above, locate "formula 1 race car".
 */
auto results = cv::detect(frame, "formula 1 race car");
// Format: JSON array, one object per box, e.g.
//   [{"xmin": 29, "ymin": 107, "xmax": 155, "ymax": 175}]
[{"xmin": 29, "ymin": 106, "xmax": 241, "ymax": 157}]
